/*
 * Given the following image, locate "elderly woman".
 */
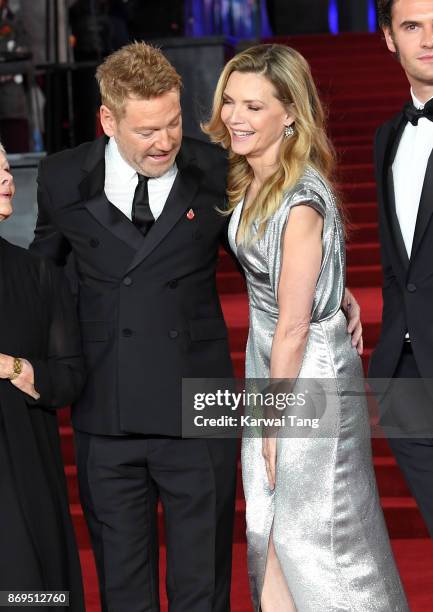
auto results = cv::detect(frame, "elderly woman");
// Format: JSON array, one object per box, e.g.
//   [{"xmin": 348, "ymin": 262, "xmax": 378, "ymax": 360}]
[{"xmin": 0, "ymin": 144, "xmax": 85, "ymax": 610}]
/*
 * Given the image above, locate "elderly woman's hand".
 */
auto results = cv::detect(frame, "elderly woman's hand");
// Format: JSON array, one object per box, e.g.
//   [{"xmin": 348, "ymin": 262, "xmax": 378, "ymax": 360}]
[{"xmin": 0, "ymin": 353, "xmax": 40, "ymax": 400}]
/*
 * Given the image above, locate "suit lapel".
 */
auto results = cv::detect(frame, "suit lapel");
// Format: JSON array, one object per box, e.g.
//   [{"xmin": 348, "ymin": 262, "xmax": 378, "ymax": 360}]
[
  {"xmin": 380, "ymin": 113, "xmax": 410, "ymax": 271},
  {"xmin": 79, "ymin": 136, "xmax": 143, "ymax": 251},
  {"xmin": 410, "ymin": 149, "xmax": 433, "ymax": 261},
  {"xmin": 126, "ymin": 148, "xmax": 203, "ymax": 274}
]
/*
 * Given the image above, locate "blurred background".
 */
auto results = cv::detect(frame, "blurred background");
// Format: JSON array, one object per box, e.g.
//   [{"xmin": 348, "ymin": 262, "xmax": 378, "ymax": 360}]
[
  {"xmin": 0, "ymin": 0, "xmax": 378, "ymax": 246},
  {"xmin": 1, "ymin": 0, "xmax": 377, "ymax": 154}
]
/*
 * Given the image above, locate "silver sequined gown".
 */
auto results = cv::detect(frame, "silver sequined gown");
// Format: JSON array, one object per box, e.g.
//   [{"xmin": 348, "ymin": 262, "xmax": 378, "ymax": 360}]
[{"xmin": 228, "ymin": 167, "xmax": 408, "ymax": 611}]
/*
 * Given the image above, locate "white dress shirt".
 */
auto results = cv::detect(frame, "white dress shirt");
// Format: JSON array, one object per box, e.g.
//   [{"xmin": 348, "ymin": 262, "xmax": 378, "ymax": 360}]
[
  {"xmin": 104, "ymin": 137, "xmax": 178, "ymax": 221},
  {"xmin": 392, "ymin": 90, "xmax": 433, "ymax": 258}
]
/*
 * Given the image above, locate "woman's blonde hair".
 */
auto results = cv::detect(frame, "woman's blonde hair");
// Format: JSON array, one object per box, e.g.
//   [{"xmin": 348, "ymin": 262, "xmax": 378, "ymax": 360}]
[
  {"xmin": 202, "ymin": 44, "xmax": 337, "ymax": 244},
  {"xmin": 96, "ymin": 42, "xmax": 182, "ymax": 119}
]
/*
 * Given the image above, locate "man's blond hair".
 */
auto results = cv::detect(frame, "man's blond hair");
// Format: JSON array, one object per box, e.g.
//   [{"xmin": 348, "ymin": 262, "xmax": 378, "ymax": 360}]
[{"xmin": 96, "ymin": 42, "xmax": 182, "ymax": 119}]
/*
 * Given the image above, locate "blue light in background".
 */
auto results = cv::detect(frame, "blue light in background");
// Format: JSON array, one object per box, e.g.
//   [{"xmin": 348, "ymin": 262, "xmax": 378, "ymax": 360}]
[
  {"xmin": 368, "ymin": 0, "xmax": 377, "ymax": 31},
  {"xmin": 328, "ymin": 0, "xmax": 339, "ymax": 34}
]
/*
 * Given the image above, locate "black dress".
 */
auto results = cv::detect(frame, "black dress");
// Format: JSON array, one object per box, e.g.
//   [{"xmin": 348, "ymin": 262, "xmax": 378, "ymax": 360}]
[{"xmin": 0, "ymin": 238, "xmax": 85, "ymax": 611}]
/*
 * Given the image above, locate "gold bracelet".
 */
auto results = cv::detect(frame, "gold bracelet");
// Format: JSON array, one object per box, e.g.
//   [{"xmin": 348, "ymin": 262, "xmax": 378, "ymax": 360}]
[{"xmin": 10, "ymin": 357, "xmax": 23, "ymax": 380}]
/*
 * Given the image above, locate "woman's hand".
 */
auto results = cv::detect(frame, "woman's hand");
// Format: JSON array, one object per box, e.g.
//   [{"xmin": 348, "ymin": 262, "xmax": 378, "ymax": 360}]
[
  {"xmin": 0, "ymin": 353, "xmax": 40, "ymax": 400},
  {"xmin": 342, "ymin": 288, "xmax": 363, "ymax": 355},
  {"xmin": 11, "ymin": 359, "xmax": 40, "ymax": 400},
  {"xmin": 0, "ymin": 353, "xmax": 15, "ymax": 379},
  {"xmin": 262, "ymin": 435, "xmax": 277, "ymax": 490}
]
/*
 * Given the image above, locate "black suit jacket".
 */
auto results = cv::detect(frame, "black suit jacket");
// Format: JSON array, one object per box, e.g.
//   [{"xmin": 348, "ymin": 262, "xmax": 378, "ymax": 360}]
[
  {"xmin": 369, "ymin": 111, "xmax": 433, "ymax": 379},
  {"xmin": 31, "ymin": 136, "xmax": 234, "ymax": 436}
]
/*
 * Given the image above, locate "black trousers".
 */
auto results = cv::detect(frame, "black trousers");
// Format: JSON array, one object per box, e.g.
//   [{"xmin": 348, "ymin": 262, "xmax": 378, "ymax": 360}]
[
  {"xmin": 74, "ymin": 432, "xmax": 238, "ymax": 612},
  {"xmin": 383, "ymin": 344, "xmax": 433, "ymax": 538}
]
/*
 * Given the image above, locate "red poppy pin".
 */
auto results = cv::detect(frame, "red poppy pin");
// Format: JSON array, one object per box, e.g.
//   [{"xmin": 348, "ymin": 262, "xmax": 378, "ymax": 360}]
[{"xmin": 187, "ymin": 208, "xmax": 195, "ymax": 220}]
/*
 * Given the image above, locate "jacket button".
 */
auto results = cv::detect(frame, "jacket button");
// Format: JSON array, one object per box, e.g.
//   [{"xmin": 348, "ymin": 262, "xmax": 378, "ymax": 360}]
[
  {"xmin": 123, "ymin": 276, "xmax": 132, "ymax": 286},
  {"xmin": 122, "ymin": 328, "xmax": 132, "ymax": 337},
  {"xmin": 169, "ymin": 330, "xmax": 179, "ymax": 339},
  {"xmin": 89, "ymin": 238, "xmax": 99, "ymax": 248},
  {"xmin": 407, "ymin": 283, "xmax": 417, "ymax": 293},
  {"xmin": 169, "ymin": 279, "xmax": 178, "ymax": 289}
]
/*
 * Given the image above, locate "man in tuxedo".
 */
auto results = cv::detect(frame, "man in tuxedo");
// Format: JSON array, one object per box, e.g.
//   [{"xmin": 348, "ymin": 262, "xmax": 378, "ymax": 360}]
[
  {"xmin": 370, "ymin": 0, "xmax": 433, "ymax": 537},
  {"xmin": 31, "ymin": 42, "xmax": 364, "ymax": 610},
  {"xmin": 31, "ymin": 42, "xmax": 237, "ymax": 612}
]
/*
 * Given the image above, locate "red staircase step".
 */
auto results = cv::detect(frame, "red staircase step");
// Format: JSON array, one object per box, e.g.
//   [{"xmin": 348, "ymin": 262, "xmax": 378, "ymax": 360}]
[
  {"xmin": 58, "ymin": 406, "xmax": 71, "ymax": 426},
  {"xmin": 346, "ymin": 203, "xmax": 377, "ymax": 223},
  {"xmin": 66, "ymin": 465, "xmax": 80, "ymax": 504},
  {"xmin": 312, "ymin": 65, "xmax": 403, "ymax": 80},
  {"xmin": 323, "ymin": 73, "xmax": 407, "ymax": 89},
  {"xmin": 381, "ymin": 498, "xmax": 430, "ymax": 538},
  {"xmin": 333, "ymin": 134, "xmax": 375, "ymax": 147},
  {"xmin": 374, "ymin": 457, "xmax": 412, "ymax": 497},
  {"xmin": 330, "ymin": 94, "xmax": 406, "ymax": 111},
  {"xmin": 231, "ymin": 351, "xmax": 246, "ymax": 379},
  {"xmin": 347, "ymin": 264, "xmax": 383, "ymax": 287},
  {"xmin": 337, "ymin": 145, "xmax": 373, "ymax": 165},
  {"xmin": 60, "ymin": 425, "xmax": 75, "ymax": 465},
  {"xmin": 71, "ymin": 504, "xmax": 91, "ymax": 549},
  {"xmin": 347, "ymin": 242, "xmax": 381, "ymax": 266},
  {"xmin": 217, "ymin": 272, "xmax": 247, "ymax": 294},
  {"xmin": 372, "ymin": 437, "xmax": 393, "ymax": 457},
  {"xmin": 330, "ymin": 121, "xmax": 381, "ymax": 139},
  {"xmin": 348, "ymin": 222, "xmax": 378, "ymax": 243},
  {"xmin": 217, "ymin": 251, "xmax": 242, "ymax": 273},
  {"xmin": 363, "ymin": 321, "xmax": 381, "ymax": 348},
  {"xmin": 340, "ymin": 182, "xmax": 377, "ymax": 202},
  {"xmin": 331, "ymin": 108, "xmax": 399, "ymax": 124},
  {"xmin": 228, "ymin": 328, "xmax": 248, "ymax": 353},
  {"xmin": 337, "ymin": 163, "xmax": 375, "ymax": 183}
]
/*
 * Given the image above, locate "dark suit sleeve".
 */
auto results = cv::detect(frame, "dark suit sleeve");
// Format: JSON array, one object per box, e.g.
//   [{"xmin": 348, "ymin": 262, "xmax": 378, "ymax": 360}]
[
  {"xmin": 26, "ymin": 260, "xmax": 85, "ymax": 409},
  {"xmin": 30, "ymin": 159, "xmax": 72, "ymax": 266},
  {"xmin": 374, "ymin": 126, "xmax": 396, "ymax": 288}
]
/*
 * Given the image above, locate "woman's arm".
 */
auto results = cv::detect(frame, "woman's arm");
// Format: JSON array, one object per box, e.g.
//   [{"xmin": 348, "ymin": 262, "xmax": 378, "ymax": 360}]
[
  {"xmin": 263, "ymin": 203, "xmax": 323, "ymax": 489},
  {"xmin": 10, "ymin": 261, "xmax": 85, "ymax": 408},
  {"xmin": 270, "ymin": 205, "xmax": 323, "ymax": 379}
]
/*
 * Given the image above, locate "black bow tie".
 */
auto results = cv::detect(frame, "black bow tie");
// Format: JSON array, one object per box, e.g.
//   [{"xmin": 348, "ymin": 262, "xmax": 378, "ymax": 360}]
[{"xmin": 403, "ymin": 99, "xmax": 433, "ymax": 126}]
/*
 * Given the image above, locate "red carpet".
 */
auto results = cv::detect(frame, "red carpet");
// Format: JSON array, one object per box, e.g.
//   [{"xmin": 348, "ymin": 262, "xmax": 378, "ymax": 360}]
[{"xmin": 59, "ymin": 32, "xmax": 433, "ymax": 609}]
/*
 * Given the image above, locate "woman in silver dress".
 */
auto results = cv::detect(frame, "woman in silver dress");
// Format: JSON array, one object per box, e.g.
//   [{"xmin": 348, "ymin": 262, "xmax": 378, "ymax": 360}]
[{"xmin": 203, "ymin": 45, "xmax": 408, "ymax": 611}]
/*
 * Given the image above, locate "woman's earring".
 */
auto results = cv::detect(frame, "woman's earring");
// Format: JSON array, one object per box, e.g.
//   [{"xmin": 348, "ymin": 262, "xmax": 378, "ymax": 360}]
[{"xmin": 284, "ymin": 125, "xmax": 295, "ymax": 138}]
